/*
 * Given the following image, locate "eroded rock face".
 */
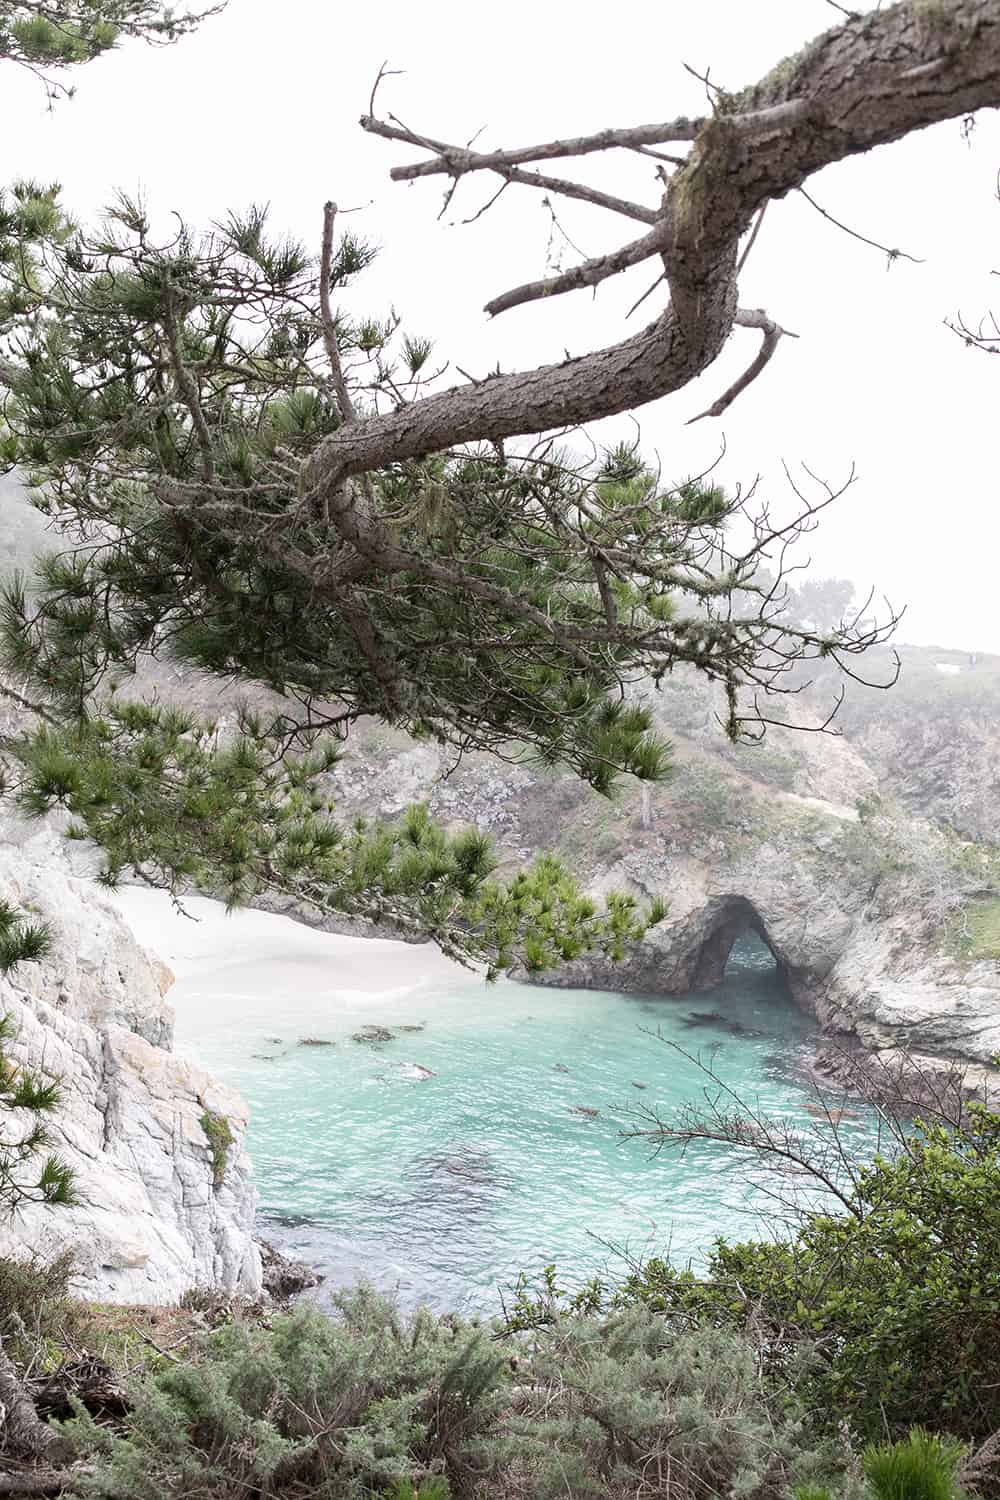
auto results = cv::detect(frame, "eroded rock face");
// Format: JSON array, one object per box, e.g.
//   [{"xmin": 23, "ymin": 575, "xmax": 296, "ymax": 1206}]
[
  {"xmin": 0, "ymin": 825, "xmax": 261, "ymax": 1304},
  {"xmin": 325, "ymin": 706, "xmax": 1000, "ymax": 1080}
]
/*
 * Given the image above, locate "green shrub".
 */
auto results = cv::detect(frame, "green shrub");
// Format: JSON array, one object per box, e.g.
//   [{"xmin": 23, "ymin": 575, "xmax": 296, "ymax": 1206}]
[
  {"xmin": 793, "ymin": 1431, "xmax": 970, "ymax": 1500},
  {"xmin": 199, "ymin": 1110, "xmax": 233, "ymax": 1188},
  {"xmin": 62, "ymin": 1287, "xmax": 863, "ymax": 1500},
  {"xmin": 862, "ymin": 1429, "xmax": 967, "ymax": 1500},
  {"xmin": 0, "ymin": 1249, "xmax": 74, "ymax": 1362},
  {"xmin": 63, "ymin": 1288, "xmax": 507, "ymax": 1499},
  {"xmin": 383, "ymin": 1483, "xmax": 450, "ymax": 1500},
  {"xmin": 501, "ymin": 1306, "xmax": 856, "ymax": 1500},
  {"xmin": 601, "ymin": 1101, "xmax": 1000, "ymax": 1449}
]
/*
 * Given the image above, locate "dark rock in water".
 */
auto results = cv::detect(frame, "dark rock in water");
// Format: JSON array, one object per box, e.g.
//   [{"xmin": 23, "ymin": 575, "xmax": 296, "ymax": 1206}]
[
  {"xmin": 413, "ymin": 1146, "xmax": 500, "ymax": 1186},
  {"xmin": 630, "ymin": 1081, "xmax": 647, "ymax": 1090},
  {"xmin": 265, "ymin": 1037, "xmax": 282, "ymax": 1044},
  {"xmin": 258, "ymin": 1238, "xmax": 324, "ymax": 1302},
  {"xmin": 399, "ymin": 1023, "xmax": 425, "ymax": 1033},
  {"xmin": 553, "ymin": 1063, "xmax": 570, "ymax": 1073},
  {"xmin": 390, "ymin": 1143, "xmax": 515, "ymax": 1220},
  {"xmin": 682, "ymin": 1010, "xmax": 760, "ymax": 1038},
  {"xmin": 803, "ymin": 1099, "xmax": 859, "ymax": 1124},
  {"xmin": 298, "ymin": 1037, "xmax": 335, "ymax": 1047},
  {"xmin": 251, "ymin": 1052, "xmax": 282, "ymax": 1061},
  {"xmin": 352, "ymin": 1025, "xmax": 396, "ymax": 1044},
  {"xmin": 567, "ymin": 1105, "xmax": 600, "ymax": 1118}
]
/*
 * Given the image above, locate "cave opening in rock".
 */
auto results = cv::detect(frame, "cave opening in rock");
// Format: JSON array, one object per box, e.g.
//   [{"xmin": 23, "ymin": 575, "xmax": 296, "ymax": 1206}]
[
  {"xmin": 724, "ymin": 930, "xmax": 776, "ymax": 974},
  {"xmin": 690, "ymin": 895, "xmax": 784, "ymax": 991}
]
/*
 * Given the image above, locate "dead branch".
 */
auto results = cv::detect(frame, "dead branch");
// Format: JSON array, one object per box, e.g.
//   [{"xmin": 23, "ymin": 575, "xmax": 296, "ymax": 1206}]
[
  {"xmin": 687, "ymin": 308, "xmax": 798, "ymax": 424},
  {"xmin": 319, "ymin": 202, "xmax": 356, "ymax": 425},
  {"xmin": 484, "ymin": 224, "xmax": 667, "ymax": 318},
  {"xmin": 0, "ymin": 1337, "xmax": 71, "ymax": 1466},
  {"xmin": 947, "ymin": 308, "xmax": 1000, "ymax": 350},
  {"xmin": 960, "ymin": 1428, "xmax": 1000, "ymax": 1491},
  {"xmin": 0, "ymin": 1473, "xmax": 83, "ymax": 1496},
  {"xmin": 360, "ymin": 114, "xmax": 660, "ymax": 223},
  {"xmin": 360, "ymin": 113, "xmax": 704, "ymax": 177},
  {"xmin": 736, "ymin": 202, "xmax": 768, "ymax": 275}
]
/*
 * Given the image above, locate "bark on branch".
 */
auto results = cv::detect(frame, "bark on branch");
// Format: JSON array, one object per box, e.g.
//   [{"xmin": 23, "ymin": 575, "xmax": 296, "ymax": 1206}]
[{"xmin": 0, "ymin": 1335, "xmax": 70, "ymax": 1466}]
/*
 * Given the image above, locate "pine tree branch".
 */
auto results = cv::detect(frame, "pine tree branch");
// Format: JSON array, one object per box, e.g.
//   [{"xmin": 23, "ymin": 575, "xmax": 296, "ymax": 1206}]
[
  {"xmin": 484, "ymin": 224, "xmax": 668, "ymax": 318},
  {"xmin": 360, "ymin": 116, "xmax": 662, "ymax": 223},
  {"xmin": 308, "ymin": 2, "xmax": 1000, "ymax": 499},
  {"xmin": 362, "ymin": 113, "xmax": 705, "ymax": 175}
]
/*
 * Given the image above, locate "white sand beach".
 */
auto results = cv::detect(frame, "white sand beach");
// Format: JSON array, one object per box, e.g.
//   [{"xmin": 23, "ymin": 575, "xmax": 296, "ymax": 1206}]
[{"xmin": 110, "ymin": 887, "xmax": 470, "ymax": 1055}]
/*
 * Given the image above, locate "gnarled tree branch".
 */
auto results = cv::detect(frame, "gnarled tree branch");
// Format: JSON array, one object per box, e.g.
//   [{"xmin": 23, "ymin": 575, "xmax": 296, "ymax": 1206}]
[{"xmin": 308, "ymin": 2, "xmax": 1000, "ymax": 506}]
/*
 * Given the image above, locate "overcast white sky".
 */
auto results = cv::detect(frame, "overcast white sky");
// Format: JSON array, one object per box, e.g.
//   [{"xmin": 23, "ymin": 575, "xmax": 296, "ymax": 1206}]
[{"xmin": 2, "ymin": 0, "xmax": 998, "ymax": 650}]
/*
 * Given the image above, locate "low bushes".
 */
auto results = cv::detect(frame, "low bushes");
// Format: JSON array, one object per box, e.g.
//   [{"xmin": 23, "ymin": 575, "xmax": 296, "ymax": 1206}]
[
  {"xmin": 60, "ymin": 1291, "xmax": 856, "ymax": 1500},
  {"xmin": 601, "ymin": 1103, "xmax": 1000, "ymax": 1448},
  {"xmin": 62, "ymin": 1286, "xmax": 508, "ymax": 1499}
]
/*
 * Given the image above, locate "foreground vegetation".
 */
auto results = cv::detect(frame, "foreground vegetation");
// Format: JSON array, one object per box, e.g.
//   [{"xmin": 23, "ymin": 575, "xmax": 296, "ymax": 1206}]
[
  {"xmin": 1, "ymin": 1086, "xmax": 998, "ymax": 1498},
  {"xmin": 0, "ymin": 1265, "xmax": 978, "ymax": 1500}
]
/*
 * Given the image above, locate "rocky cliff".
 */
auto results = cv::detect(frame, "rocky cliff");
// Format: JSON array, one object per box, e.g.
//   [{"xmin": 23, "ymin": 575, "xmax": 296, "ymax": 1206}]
[
  {"xmin": 0, "ymin": 820, "xmax": 261, "ymax": 1304},
  {"xmin": 324, "ymin": 665, "xmax": 1000, "ymax": 1084}
]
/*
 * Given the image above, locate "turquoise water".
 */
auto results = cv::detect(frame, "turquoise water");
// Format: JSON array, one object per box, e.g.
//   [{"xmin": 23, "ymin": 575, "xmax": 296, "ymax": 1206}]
[{"xmin": 167, "ymin": 925, "xmax": 852, "ymax": 1315}]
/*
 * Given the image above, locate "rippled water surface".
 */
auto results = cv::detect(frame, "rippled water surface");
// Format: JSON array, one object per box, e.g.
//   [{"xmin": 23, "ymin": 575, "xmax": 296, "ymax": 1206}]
[{"xmin": 117, "ymin": 891, "xmax": 847, "ymax": 1314}]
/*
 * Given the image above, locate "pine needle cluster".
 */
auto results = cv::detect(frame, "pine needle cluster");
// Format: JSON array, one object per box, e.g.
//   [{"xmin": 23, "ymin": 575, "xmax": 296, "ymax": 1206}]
[
  {"xmin": 0, "ymin": 189, "xmax": 888, "ymax": 790},
  {"xmin": 5, "ymin": 701, "xmax": 664, "ymax": 972}
]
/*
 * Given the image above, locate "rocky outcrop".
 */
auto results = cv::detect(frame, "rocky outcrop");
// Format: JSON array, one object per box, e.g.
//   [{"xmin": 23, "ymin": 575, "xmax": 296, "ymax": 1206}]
[
  {"xmin": 0, "ymin": 823, "xmax": 261, "ymax": 1305},
  {"xmin": 326, "ymin": 698, "xmax": 1000, "ymax": 1083}
]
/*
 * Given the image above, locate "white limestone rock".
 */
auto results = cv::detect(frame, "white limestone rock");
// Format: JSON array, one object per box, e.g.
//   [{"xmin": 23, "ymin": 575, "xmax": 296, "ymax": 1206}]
[{"xmin": 0, "ymin": 830, "xmax": 261, "ymax": 1304}]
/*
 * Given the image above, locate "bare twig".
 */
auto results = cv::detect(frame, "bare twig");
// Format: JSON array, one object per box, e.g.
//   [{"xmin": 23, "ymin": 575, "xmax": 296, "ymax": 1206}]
[
  {"xmin": 625, "ymin": 271, "xmax": 666, "ymax": 320},
  {"xmin": 368, "ymin": 59, "xmax": 403, "ymax": 119},
  {"xmin": 361, "ymin": 113, "xmax": 705, "ymax": 177},
  {"xmin": 360, "ymin": 114, "xmax": 658, "ymax": 223},
  {"xmin": 128, "ymin": 1326, "xmax": 188, "ymax": 1363},
  {"xmin": 798, "ymin": 186, "xmax": 924, "ymax": 266},
  {"xmin": 736, "ymin": 203, "xmax": 768, "ymax": 276},
  {"xmin": 0, "ymin": 681, "xmax": 57, "ymax": 724}
]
